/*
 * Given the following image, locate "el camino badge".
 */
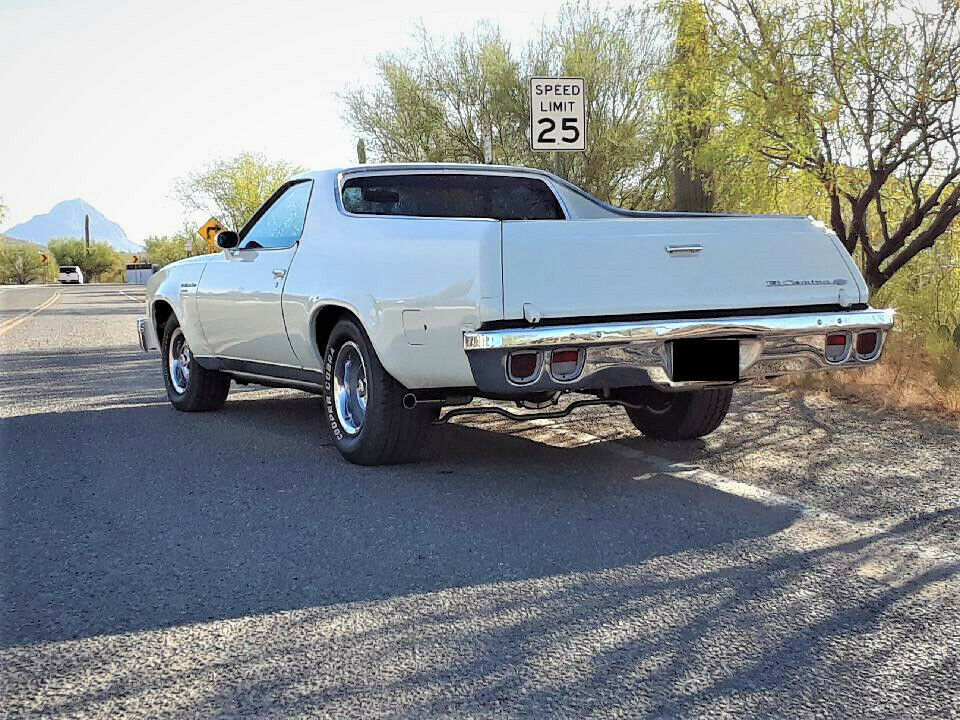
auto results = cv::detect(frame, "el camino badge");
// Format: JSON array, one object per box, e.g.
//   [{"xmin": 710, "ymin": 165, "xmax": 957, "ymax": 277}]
[{"xmin": 766, "ymin": 278, "xmax": 848, "ymax": 287}]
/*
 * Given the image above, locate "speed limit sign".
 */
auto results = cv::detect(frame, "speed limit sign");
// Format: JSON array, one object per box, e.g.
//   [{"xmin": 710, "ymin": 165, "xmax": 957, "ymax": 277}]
[{"xmin": 530, "ymin": 77, "xmax": 586, "ymax": 151}]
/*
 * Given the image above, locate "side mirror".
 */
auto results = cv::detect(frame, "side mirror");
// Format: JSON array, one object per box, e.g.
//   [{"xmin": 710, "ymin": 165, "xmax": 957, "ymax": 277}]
[{"xmin": 215, "ymin": 230, "xmax": 239, "ymax": 249}]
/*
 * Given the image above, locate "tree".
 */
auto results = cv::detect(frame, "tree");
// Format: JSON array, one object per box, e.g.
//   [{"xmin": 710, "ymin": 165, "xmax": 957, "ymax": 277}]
[
  {"xmin": 661, "ymin": 0, "xmax": 719, "ymax": 211},
  {"xmin": 0, "ymin": 196, "xmax": 7, "ymax": 225},
  {"xmin": 143, "ymin": 235, "xmax": 187, "ymax": 268},
  {"xmin": 708, "ymin": 0, "xmax": 960, "ymax": 290},
  {"xmin": 47, "ymin": 238, "xmax": 121, "ymax": 282},
  {"xmin": 175, "ymin": 152, "xmax": 304, "ymax": 232},
  {"xmin": 144, "ymin": 225, "xmax": 213, "ymax": 267},
  {"xmin": 341, "ymin": 4, "xmax": 671, "ymax": 208},
  {"xmin": 0, "ymin": 243, "xmax": 47, "ymax": 285}
]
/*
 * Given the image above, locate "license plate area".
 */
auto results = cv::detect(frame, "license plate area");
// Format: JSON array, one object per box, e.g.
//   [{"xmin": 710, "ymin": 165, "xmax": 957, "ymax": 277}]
[{"xmin": 669, "ymin": 338, "xmax": 740, "ymax": 382}]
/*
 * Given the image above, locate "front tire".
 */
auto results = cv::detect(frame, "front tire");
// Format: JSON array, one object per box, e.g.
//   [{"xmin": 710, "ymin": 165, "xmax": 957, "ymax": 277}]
[
  {"xmin": 161, "ymin": 316, "xmax": 230, "ymax": 412},
  {"xmin": 322, "ymin": 318, "xmax": 432, "ymax": 465},
  {"xmin": 624, "ymin": 387, "xmax": 732, "ymax": 440}
]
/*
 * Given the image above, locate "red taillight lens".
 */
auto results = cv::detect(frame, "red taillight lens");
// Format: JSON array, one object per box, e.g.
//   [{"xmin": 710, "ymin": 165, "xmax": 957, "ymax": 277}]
[
  {"xmin": 825, "ymin": 332, "xmax": 849, "ymax": 362},
  {"xmin": 856, "ymin": 331, "xmax": 878, "ymax": 356},
  {"xmin": 549, "ymin": 348, "xmax": 583, "ymax": 381},
  {"xmin": 508, "ymin": 352, "xmax": 539, "ymax": 382},
  {"xmin": 551, "ymin": 350, "xmax": 580, "ymax": 365}
]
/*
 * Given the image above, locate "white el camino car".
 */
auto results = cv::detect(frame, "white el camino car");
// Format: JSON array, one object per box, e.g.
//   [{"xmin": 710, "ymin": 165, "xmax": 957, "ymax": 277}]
[{"xmin": 138, "ymin": 164, "xmax": 894, "ymax": 465}]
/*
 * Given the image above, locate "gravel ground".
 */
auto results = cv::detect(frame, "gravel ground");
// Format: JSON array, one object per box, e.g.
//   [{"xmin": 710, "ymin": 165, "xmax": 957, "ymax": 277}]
[
  {"xmin": 554, "ymin": 389, "xmax": 960, "ymax": 553},
  {"xmin": 1, "ymin": 284, "xmax": 959, "ymax": 719}
]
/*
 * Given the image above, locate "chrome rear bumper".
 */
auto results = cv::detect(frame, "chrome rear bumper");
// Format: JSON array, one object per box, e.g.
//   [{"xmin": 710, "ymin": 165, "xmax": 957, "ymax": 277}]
[
  {"xmin": 137, "ymin": 317, "xmax": 160, "ymax": 352},
  {"xmin": 463, "ymin": 308, "xmax": 895, "ymax": 392}
]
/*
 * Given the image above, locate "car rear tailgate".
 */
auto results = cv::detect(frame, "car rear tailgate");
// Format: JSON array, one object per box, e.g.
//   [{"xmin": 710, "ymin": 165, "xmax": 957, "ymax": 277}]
[{"xmin": 500, "ymin": 216, "xmax": 866, "ymax": 321}]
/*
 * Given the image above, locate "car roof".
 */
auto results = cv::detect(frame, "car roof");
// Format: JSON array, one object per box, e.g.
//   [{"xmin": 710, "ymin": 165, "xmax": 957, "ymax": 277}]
[{"xmin": 294, "ymin": 163, "xmax": 557, "ymax": 181}]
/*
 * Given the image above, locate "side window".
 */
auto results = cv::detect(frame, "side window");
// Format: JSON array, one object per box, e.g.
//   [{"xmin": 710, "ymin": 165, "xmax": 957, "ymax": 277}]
[
  {"xmin": 341, "ymin": 174, "xmax": 564, "ymax": 220},
  {"xmin": 240, "ymin": 181, "xmax": 312, "ymax": 250}
]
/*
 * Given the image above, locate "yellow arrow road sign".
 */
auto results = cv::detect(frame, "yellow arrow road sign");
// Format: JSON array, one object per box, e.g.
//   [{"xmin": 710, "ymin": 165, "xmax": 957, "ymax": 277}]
[{"xmin": 198, "ymin": 217, "xmax": 226, "ymax": 250}]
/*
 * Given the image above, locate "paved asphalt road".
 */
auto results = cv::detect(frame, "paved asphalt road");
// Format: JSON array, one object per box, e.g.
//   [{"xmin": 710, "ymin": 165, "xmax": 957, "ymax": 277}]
[{"xmin": 1, "ymin": 284, "xmax": 959, "ymax": 718}]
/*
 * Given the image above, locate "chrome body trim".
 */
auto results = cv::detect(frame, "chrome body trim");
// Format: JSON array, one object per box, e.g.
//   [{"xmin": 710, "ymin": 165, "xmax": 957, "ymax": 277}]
[
  {"xmin": 464, "ymin": 309, "xmax": 894, "ymax": 350},
  {"xmin": 665, "ymin": 244, "xmax": 703, "ymax": 255},
  {"xmin": 229, "ymin": 370, "xmax": 325, "ymax": 393},
  {"xmin": 463, "ymin": 308, "xmax": 895, "ymax": 391}
]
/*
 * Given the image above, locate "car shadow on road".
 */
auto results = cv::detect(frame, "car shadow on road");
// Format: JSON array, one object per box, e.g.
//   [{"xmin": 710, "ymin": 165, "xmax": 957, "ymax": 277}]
[{"xmin": 0, "ymin": 393, "xmax": 802, "ymax": 649}]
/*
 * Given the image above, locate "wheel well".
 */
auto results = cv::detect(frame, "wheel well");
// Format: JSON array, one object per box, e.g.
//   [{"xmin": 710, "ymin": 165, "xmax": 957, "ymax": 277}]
[
  {"xmin": 153, "ymin": 300, "xmax": 174, "ymax": 339},
  {"xmin": 314, "ymin": 305, "xmax": 360, "ymax": 357}
]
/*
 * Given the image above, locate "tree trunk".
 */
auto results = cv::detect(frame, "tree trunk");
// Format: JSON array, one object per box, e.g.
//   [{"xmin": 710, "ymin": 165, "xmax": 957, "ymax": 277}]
[{"xmin": 673, "ymin": 147, "xmax": 713, "ymax": 212}]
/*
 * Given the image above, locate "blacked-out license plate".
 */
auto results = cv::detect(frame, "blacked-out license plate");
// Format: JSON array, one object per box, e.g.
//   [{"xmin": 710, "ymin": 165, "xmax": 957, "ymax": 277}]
[{"xmin": 670, "ymin": 339, "xmax": 740, "ymax": 382}]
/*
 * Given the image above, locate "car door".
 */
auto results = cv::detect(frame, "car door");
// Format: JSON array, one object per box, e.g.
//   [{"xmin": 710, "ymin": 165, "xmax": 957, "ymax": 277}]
[{"xmin": 196, "ymin": 180, "xmax": 313, "ymax": 367}]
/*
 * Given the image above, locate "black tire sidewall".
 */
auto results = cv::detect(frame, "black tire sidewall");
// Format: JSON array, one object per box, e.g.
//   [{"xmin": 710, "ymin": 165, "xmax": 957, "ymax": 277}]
[
  {"xmin": 161, "ymin": 317, "xmax": 198, "ymax": 410},
  {"xmin": 322, "ymin": 320, "xmax": 371, "ymax": 455}
]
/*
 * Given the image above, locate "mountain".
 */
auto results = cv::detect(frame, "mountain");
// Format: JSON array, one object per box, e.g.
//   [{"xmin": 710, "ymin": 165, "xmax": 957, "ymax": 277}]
[{"xmin": 3, "ymin": 199, "xmax": 141, "ymax": 252}]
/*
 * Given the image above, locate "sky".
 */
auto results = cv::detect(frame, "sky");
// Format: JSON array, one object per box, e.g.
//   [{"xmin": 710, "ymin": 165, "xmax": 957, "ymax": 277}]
[{"xmin": 0, "ymin": 0, "xmax": 582, "ymax": 245}]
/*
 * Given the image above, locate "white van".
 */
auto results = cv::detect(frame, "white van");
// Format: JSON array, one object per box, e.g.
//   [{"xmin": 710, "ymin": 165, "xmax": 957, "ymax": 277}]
[{"xmin": 58, "ymin": 265, "xmax": 84, "ymax": 284}]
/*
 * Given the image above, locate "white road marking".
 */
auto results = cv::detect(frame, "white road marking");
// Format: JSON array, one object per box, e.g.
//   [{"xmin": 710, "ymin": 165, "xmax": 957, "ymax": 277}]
[
  {"xmin": 0, "ymin": 291, "xmax": 60, "ymax": 336},
  {"xmin": 117, "ymin": 289, "xmax": 144, "ymax": 303}
]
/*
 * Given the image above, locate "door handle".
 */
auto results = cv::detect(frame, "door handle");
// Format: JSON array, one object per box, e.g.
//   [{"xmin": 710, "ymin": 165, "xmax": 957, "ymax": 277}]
[
  {"xmin": 272, "ymin": 269, "xmax": 286, "ymax": 278},
  {"xmin": 665, "ymin": 245, "xmax": 703, "ymax": 255}
]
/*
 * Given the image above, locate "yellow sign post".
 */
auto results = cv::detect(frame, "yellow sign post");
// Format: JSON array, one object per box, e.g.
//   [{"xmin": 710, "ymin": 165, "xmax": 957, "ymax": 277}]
[{"xmin": 197, "ymin": 217, "xmax": 226, "ymax": 251}]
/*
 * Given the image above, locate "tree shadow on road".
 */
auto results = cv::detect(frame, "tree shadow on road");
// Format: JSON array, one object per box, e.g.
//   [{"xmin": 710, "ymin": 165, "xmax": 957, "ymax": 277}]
[
  {"xmin": 3, "ymin": 393, "xmax": 959, "ymax": 717},
  {"xmin": 1, "ymin": 394, "xmax": 799, "ymax": 649}
]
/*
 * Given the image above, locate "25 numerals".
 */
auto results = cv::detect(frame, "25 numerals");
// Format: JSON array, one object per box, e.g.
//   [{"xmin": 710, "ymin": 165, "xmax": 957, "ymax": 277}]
[{"xmin": 536, "ymin": 117, "xmax": 581, "ymax": 145}]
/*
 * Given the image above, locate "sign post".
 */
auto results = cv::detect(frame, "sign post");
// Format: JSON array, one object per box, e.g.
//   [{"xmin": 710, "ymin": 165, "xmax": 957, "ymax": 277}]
[{"xmin": 529, "ymin": 76, "xmax": 586, "ymax": 177}]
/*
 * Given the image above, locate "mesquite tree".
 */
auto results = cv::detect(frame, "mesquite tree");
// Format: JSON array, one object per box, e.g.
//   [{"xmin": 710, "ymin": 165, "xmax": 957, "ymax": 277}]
[
  {"xmin": 711, "ymin": 0, "xmax": 960, "ymax": 290},
  {"xmin": 175, "ymin": 152, "xmax": 304, "ymax": 232},
  {"xmin": 340, "ymin": 6, "xmax": 671, "ymax": 209}
]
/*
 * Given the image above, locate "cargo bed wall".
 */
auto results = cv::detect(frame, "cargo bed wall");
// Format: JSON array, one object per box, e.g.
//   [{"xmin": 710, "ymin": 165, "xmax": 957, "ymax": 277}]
[{"xmin": 500, "ymin": 217, "xmax": 866, "ymax": 320}]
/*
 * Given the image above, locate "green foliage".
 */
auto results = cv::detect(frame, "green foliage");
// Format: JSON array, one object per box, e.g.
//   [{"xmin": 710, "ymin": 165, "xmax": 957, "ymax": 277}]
[
  {"xmin": 0, "ymin": 242, "xmax": 48, "ymax": 284},
  {"xmin": 144, "ymin": 225, "xmax": 214, "ymax": 268},
  {"xmin": 927, "ymin": 334, "xmax": 960, "ymax": 391},
  {"xmin": 47, "ymin": 238, "xmax": 122, "ymax": 282},
  {"xmin": 143, "ymin": 236, "xmax": 186, "ymax": 268},
  {"xmin": 706, "ymin": 0, "xmax": 960, "ymax": 290},
  {"xmin": 175, "ymin": 152, "xmax": 304, "ymax": 232},
  {"xmin": 341, "ymin": 5, "xmax": 671, "ymax": 208},
  {"xmin": 659, "ymin": 0, "xmax": 720, "ymax": 211}
]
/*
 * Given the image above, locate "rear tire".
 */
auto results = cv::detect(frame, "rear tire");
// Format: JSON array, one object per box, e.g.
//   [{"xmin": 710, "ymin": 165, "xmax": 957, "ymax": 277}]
[
  {"xmin": 322, "ymin": 318, "xmax": 432, "ymax": 465},
  {"xmin": 161, "ymin": 316, "xmax": 230, "ymax": 412},
  {"xmin": 624, "ymin": 387, "xmax": 732, "ymax": 440}
]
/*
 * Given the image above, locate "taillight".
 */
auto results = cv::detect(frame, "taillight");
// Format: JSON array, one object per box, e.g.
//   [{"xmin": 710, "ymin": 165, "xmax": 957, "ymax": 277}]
[
  {"xmin": 856, "ymin": 331, "xmax": 878, "ymax": 357},
  {"xmin": 825, "ymin": 332, "xmax": 849, "ymax": 362},
  {"xmin": 508, "ymin": 351, "xmax": 540, "ymax": 383},
  {"xmin": 549, "ymin": 348, "xmax": 584, "ymax": 381}
]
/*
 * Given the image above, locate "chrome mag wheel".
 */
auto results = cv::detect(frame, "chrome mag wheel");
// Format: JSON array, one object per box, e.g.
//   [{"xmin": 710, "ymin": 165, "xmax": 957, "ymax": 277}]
[
  {"xmin": 168, "ymin": 327, "xmax": 192, "ymax": 394},
  {"xmin": 333, "ymin": 340, "xmax": 368, "ymax": 435}
]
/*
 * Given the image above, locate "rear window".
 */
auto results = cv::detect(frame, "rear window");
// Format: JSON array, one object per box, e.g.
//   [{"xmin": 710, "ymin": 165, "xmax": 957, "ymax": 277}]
[
  {"xmin": 341, "ymin": 173, "xmax": 564, "ymax": 220},
  {"xmin": 59, "ymin": 266, "xmax": 75, "ymax": 273}
]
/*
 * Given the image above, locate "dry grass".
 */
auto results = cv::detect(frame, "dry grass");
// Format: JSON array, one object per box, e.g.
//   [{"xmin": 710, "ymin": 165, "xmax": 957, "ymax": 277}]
[{"xmin": 778, "ymin": 335, "xmax": 960, "ymax": 423}]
